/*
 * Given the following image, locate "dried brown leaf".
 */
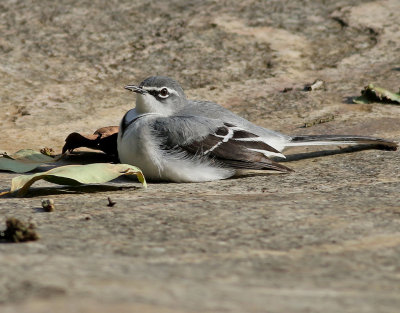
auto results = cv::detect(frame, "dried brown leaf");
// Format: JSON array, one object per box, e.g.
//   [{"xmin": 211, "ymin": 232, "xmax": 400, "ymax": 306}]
[{"xmin": 62, "ymin": 126, "xmax": 119, "ymax": 156}]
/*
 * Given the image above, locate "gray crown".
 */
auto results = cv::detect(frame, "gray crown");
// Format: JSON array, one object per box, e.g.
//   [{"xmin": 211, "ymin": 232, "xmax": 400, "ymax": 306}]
[{"xmin": 140, "ymin": 76, "xmax": 186, "ymax": 98}]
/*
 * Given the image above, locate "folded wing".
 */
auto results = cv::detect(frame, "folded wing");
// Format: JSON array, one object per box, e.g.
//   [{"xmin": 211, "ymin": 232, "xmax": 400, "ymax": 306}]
[{"xmin": 152, "ymin": 116, "xmax": 293, "ymax": 173}]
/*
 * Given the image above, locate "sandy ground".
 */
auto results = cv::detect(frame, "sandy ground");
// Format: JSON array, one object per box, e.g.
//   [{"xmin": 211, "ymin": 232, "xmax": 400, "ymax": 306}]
[{"xmin": 1, "ymin": 0, "xmax": 400, "ymax": 312}]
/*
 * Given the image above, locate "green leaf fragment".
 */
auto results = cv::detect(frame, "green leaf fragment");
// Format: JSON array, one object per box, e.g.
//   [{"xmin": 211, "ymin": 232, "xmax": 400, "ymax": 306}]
[
  {"xmin": 353, "ymin": 95, "xmax": 371, "ymax": 104},
  {"xmin": 353, "ymin": 84, "xmax": 400, "ymax": 104},
  {"xmin": 0, "ymin": 149, "xmax": 60, "ymax": 173},
  {"xmin": 0, "ymin": 158, "xmax": 43, "ymax": 173},
  {"xmin": 10, "ymin": 163, "xmax": 146, "ymax": 196},
  {"xmin": 6, "ymin": 149, "xmax": 56, "ymax": 162}
]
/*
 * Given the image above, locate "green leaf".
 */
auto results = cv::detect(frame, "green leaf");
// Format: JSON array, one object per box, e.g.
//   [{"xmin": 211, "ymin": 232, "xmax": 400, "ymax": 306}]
[
  {"xmin": 353, "ymin": 84, "xmax": 400, "ymax": 104},
  {"xmin": 353, "ymin": 95, "xmax": 371, "ymax": 104},
  {"xmin": 0, "ymin": 149, "xmax": 59, "ymax": 173},
  {"xmin": 10, "ymin": 163, "xmax": 147, "ymax": 196}
]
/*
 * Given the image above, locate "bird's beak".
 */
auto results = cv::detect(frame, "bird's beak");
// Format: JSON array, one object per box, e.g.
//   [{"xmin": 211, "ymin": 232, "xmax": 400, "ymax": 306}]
[{"xmin": 124, "ymin": 85, "xmax": 147, "ymax": 94}]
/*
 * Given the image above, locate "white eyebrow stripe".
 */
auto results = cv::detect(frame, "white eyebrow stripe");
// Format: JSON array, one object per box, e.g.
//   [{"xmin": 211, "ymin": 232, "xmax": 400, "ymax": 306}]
[{"xmin": 142, "ymin": 86, "xmax": 179, "ymax": 96}]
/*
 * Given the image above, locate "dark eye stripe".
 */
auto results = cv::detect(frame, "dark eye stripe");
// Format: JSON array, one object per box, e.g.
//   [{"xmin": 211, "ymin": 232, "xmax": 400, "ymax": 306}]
[
  {"xmin": 148, "ymin": 90, "xmax": 158, "ymax": 97},
  {"xmin": 147, "ymin": 88, "xmax": 171, "ymax": 99}
]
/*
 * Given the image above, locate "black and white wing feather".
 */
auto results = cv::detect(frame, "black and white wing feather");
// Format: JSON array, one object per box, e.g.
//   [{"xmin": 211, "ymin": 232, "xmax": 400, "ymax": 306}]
[{"xmin": 152, "ymin": 116, "xmax": 293, "ymax": 173}]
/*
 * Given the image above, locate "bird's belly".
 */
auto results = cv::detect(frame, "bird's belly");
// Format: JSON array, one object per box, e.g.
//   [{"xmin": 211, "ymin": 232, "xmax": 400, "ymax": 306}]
[
  {"xmin": 118, "ymin": 131, "xmax": 234, "ymax": 182},
  {"xmin": 118, "ymin": 120, "xmax": 163, "ymax": 180},
  {"xmin": 160, "ymin": 158, "xmax": 235, "ymax": 183},
  {"xmin": 119, "ymin": 141, "xmax": 233, "ymax": 182}
]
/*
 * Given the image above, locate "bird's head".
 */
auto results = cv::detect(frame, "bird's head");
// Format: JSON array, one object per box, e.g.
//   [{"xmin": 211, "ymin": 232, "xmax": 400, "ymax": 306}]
[{"xmin": 125, "ymin": 76, "xmax": 187, "ymax": 115}]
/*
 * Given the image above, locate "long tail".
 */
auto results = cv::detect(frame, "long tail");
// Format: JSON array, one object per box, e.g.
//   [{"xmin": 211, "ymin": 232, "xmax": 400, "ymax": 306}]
[{"xmin": 285, "ymin": 135, "xmax": 398, "ymax": 151}]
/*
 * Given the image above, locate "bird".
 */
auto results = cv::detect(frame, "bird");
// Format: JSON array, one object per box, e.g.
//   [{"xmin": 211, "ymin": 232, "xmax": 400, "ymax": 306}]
[{"xmin": 117, "ymin": 76, "xmax": 398, "ymax": 182}]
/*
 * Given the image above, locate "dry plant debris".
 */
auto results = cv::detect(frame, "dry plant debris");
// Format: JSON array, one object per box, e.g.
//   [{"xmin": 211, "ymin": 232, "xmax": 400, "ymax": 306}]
[
  {"xmin": 40, "ymin": 147, "xmax": 56, "ymax": 156},
  {"xmin": 107, "ymin": 197, "xmax": 116, "ymax": 207},
  {"xmin": 0, "ymin": 218, "xmax": 39, "ymax": 243},
  {"xmin": 302, "ymin": 115, "xmax": 335, "ymax": 128},
  {"xmin": 304, "ymin": 79, "xmax": 325, "ymax": 91},
  {"xmin": 41, "ymin": 199, "xmax": 55, "ymax": 212}
]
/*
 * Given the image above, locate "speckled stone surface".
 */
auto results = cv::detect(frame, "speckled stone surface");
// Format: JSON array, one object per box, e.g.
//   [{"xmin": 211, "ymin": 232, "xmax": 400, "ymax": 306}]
[{"xmin": 1, "ymin": 1, "xmax": 400, "ymax": 312}]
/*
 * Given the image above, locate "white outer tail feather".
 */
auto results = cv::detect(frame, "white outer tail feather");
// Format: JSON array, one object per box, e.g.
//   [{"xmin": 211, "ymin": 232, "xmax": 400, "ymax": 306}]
[
  {"xmin": 284, "ymin": 135, "xmax": 398, "ymax": 151},
  {"xmin": 285, "ymin": 140, "xmax": 360, "ymax": 147}
]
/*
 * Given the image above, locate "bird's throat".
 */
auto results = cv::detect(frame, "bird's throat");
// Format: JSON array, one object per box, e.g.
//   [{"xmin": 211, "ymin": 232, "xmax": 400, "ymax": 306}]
[{"xmin": 135, "ymin": 94, "xmax": 173, "ymax": 116}]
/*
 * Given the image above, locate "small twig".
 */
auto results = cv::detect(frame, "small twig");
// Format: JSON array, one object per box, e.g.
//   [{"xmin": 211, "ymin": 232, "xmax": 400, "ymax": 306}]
[
  {"xmin": 304, "ymin": 79, "xmax": 325, "ymax": 91},
  {"xmin": 281, "ymin": 87, "xmax": 293, "ymax": 93},
  {"xmin": 302, "ymin": 114, "xmax": 335, "ymax": 128},
  {"xmin": 107, "ymin": 197, "xmax": 116, "ymax": 207}
]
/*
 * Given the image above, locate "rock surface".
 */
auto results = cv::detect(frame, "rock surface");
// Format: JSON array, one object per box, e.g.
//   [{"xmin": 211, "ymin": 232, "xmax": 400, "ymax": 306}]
[{"xmin": 1, "ymin": 0, "xmax": 400, "ymax": 312}]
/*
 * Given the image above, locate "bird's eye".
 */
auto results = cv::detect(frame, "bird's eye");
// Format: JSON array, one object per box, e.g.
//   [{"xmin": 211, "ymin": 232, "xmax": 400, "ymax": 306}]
[{"xmin": 158, "ymin": 88, "xmax": 169, "ymax": 98}]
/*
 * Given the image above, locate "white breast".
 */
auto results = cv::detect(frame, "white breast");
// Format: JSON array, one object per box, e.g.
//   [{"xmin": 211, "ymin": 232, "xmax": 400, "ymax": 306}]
[{"xmin": 118, "ymin": 113, "xmax": 164, "ymax": 180}]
